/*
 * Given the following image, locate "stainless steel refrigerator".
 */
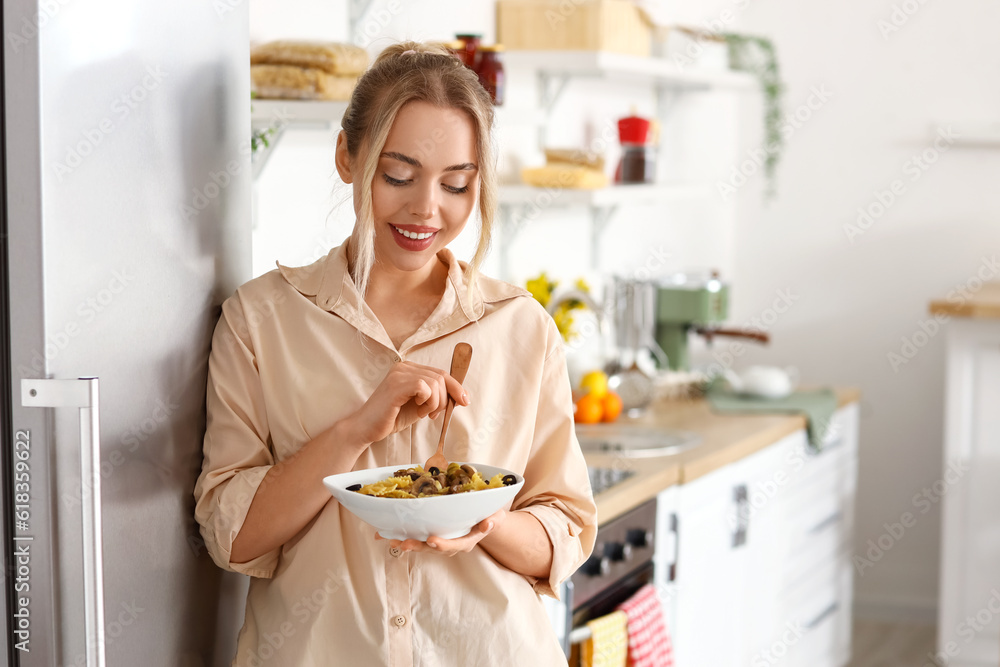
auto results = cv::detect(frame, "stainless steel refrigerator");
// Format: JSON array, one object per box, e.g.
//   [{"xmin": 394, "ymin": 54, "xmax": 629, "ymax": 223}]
[{"xmin": 3, "ymin": 0, "xmax": 251, "ymax": 664}]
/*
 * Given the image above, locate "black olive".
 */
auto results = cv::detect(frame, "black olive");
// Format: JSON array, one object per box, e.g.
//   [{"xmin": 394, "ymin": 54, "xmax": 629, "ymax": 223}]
[
  {"xmin": 409, "ymin": 472, "xmax": 421, "ymax": 481},
  {"xmin": 502, "ymin": 474, "xmax": 517, "ymax": 486},
  {"xmin": 346, "ymin": 483, "xmax": 362, "ymax": 492},
  {"xmin": 483, "ymin": 479, "xmax": 490, "ymax": 485},
  {"xmin": 429, "ymin": 466, "xmax": 440, "ymax": 476}
]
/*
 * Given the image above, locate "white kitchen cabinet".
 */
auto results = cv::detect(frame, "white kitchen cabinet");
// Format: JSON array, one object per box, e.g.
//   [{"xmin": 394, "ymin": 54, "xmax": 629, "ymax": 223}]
[
  {"xmin": 937, "ymin": 318, "xmax": 1000, "ymax": 667},
  {"xmin": 655, "ymin": 403, "xmax": 859, "ymax": 667}
]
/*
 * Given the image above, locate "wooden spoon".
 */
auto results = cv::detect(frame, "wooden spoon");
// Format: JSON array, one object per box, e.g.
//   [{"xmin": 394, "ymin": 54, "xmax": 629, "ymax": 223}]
[{"xmin": 424, "ymin": 342, "xmax": 473, "ymax": 473}]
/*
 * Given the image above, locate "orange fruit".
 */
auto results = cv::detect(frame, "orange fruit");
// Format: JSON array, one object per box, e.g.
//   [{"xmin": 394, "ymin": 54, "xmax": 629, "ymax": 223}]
[
  {"xmin": 601, "ymin": 391, "xmax": 623, "ymax": 422},
  {"xmin": 574, "ymin": 394, "xmax": 604, "ymax": 424}
]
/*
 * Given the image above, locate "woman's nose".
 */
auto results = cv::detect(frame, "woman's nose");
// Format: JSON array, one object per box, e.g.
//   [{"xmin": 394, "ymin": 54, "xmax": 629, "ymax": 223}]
[{"xmin": 407, "ymin": 183, "xmax": 437, "ymax": 220}]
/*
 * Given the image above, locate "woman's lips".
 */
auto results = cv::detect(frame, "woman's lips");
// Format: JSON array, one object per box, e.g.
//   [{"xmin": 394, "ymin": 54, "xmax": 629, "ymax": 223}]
[{"xmin": 389, "ymin": 224, "xmax": 438, "ymax": 251}]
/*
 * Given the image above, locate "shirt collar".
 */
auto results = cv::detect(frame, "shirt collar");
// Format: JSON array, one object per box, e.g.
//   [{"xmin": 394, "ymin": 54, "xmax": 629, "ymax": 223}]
[{"xmin": 277, "ymin": 239, "xmax": 529, "ymax": 352}]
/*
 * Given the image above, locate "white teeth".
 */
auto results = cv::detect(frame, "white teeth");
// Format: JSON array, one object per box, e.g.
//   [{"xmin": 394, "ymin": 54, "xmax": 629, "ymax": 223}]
[{"xmin": 393, "ymin": 225, "xmax": 434, "ymax": 240}]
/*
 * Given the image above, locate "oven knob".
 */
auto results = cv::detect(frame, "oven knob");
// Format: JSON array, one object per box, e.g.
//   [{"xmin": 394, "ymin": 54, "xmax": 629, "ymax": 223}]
[
  {"xmin": 583, "ymin": 554, "xmax": 611, "ymax": 577},
  {"xmin": 607, "ymin": 541, "xmax": 633, "ymax": 563},
  {"xmin": 626, "ymin": 528, "xmax": 653, "ymax": 548}
]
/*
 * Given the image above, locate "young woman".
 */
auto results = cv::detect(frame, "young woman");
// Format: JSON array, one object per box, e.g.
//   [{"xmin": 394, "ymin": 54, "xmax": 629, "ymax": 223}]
[{"xmin": 194, "ymin": 41, "xmax": 597, "ymax": 665}]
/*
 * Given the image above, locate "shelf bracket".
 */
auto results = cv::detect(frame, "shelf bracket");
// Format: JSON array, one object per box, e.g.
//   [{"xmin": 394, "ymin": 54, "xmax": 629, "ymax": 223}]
[
  {"xmin": 536, "ymin": 71, "xmax": 570, "ymax": 148},
  {"xmin": 497, "ymin": 204, "xmax": 530, "ymax": 281},
  {"xmin": 654, "ymin": 85, "xmax": 682, "ymax": 120},
  {"xmin": 588, "ymin": 204, "xmax": 618, "ymax": 270},
  {"xmin": 348, "ymin": 0, "xmax": 377, "ymax": 43},
  {"xmin": 251, "ymin": 124, "xmax": 287, "ymax": 181}
]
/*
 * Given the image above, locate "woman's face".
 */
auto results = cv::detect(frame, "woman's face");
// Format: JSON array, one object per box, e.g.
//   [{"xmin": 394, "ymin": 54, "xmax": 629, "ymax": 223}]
[{"xmin": 341, "ymin": 100, "xmax": 480, "ymax": 276}]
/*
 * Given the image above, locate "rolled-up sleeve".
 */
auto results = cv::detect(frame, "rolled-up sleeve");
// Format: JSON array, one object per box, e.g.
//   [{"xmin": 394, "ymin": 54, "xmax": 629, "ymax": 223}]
[
  {"xmin": 193, "ymin": 293, "xmax": 280, "ymax": 578},
  {"xmin": 514, "ymin": 317, "xmax": 598, "ymax": 600}
]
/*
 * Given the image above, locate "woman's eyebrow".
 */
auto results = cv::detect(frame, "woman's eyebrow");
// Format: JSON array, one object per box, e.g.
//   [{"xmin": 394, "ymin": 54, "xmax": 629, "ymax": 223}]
[{"xmin": 380, "ymin": 151, "xmax": 477, "ymax": 172}]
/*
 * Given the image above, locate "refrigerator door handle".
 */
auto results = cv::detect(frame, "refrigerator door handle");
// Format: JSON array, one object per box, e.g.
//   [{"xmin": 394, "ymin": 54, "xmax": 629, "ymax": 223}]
[{"xmin": 22, "ymin": 378, "xmax": 105, "ymax": 667}]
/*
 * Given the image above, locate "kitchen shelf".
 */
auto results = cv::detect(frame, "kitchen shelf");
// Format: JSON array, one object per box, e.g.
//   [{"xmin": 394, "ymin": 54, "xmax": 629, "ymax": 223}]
[
  {"xmin": 250, "ymin": 100, "xmax": 348, "ymax": 179},
  {"xmin": 251, "ymin": 99, "xmax": 348, "ymax": 127},
  {"xmin": 498, "ymin": 182, "xmax": 709, "ymax": 207},
  {"xmin": 503, "ymin": 50, "xmax": 756, "ymax": 96},
  {"xmin": 495, "ymin": 182, "xmax": 708, "ymax": 278}
]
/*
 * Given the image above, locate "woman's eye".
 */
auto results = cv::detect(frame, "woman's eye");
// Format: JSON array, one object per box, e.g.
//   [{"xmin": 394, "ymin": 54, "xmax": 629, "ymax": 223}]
[
  {"xmin": 382, "ymin": 173, "xmax": 408, "ymax": 186},
  {"xmin": 444, "ymin": 184, "xmax": 470, "ymax": 195}
]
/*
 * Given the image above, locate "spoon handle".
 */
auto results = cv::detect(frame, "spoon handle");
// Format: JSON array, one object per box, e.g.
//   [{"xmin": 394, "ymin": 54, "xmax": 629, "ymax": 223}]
[{"xmin": 436, "ymin": 343, "xmax": 473, "ymax": 449}]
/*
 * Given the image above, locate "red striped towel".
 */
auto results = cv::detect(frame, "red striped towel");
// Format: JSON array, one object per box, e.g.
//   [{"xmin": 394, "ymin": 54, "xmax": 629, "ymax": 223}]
[{"xmin": 615, "ymin": 584, "xmax": 674, "ymax": 667}]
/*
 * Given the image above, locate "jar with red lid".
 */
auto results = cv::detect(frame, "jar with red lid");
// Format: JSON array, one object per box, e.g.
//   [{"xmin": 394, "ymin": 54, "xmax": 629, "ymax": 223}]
[
  {"xmin": 455, "ymin": 33, "xmax": 482, "ymax": 71},
  {"xmin": 477, "ymin": 45, "xmax": 505, "ymax": 105}
]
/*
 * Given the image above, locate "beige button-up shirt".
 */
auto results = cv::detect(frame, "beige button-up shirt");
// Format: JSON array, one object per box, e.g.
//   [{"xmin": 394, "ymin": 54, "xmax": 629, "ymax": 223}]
[{"xmin": 194, "ymin": 241, "xmax": 598, "ymax": 666}]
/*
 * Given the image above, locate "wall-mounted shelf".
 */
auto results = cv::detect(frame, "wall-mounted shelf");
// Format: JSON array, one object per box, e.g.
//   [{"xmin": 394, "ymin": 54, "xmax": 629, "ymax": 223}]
[
  {"xmin": 503, "ymin": 50, "xmax": 756, "ymax": 93},
  {"xmin": 932, "ymin": 121, "xmax": 1000, "ymax": 147},
  {"xmin": 250, "ymin": 100, "xmax": 348, "ymax": 178},
  {"xmin": 496, "ymin": 182, "xmax": 709, "ymax": 279},
  {"xmin": 498, "ymin": 182, "xmax": 709, "ymax": 207}
]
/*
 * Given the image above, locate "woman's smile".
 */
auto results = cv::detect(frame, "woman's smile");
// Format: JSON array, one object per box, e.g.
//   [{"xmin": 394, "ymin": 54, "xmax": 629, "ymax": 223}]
[{"xmin": 389, "ymin": 223, "xmax": 439, "ymax": 251}]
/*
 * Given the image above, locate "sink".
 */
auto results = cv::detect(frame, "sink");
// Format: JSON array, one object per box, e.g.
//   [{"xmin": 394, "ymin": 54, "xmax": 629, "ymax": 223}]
[{"xmin": 575, "ymin": 424, "xmax": 701, "ymax": 458}]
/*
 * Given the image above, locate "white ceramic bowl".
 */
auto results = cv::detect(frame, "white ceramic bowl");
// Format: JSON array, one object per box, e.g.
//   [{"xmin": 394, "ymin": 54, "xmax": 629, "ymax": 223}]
[{"xmin": 323, "ymin": 463, "xmax": 524, "ymax": 541}]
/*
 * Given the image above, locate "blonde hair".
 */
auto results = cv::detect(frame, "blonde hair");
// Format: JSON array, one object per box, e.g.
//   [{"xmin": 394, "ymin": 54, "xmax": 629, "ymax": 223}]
[{"xmin": 341, "ymin": 41, "xmax": 496, "ymax": 302}]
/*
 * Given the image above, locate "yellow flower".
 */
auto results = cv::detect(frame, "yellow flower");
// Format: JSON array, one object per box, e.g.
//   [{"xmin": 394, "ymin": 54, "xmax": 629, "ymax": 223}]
[
  {"xmin": 526, "ymin": 272, "xmax": 558, "ymax": 308},
  {"xmin": 552, "ymin": 302, "xmax": 577, "ymax": 342}
]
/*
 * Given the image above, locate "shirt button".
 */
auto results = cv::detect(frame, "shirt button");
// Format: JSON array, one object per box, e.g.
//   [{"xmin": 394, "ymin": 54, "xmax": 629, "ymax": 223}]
[
  {"xmin": 389, "ymin": 547, "xmax": 402, "ymax": 557},
  {"xmin": 393, "ymin": 615, "xmax": 406, "ymax": 627}
]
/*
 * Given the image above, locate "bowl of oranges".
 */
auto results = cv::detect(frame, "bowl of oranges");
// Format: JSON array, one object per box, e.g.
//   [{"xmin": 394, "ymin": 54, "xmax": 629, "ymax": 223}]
[{"xmin": 573, "ymin": 371, "xmax": 623, "ymax": 424}]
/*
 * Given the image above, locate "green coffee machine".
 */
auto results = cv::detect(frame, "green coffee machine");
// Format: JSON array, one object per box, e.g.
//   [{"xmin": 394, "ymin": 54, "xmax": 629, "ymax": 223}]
[{"xmin": 654, "ymin": 272, "xmax": 768, "ymax": 371}]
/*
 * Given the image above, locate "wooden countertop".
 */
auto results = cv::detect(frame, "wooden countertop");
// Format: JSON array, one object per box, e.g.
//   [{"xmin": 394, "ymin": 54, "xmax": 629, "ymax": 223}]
[
  {"xmin": 585, "ymin": 387, "xmax": 861, "ymax": 524},
  {"xmin": 930, "ymin": 282, "xmax": 1000, "ymax": 319}
]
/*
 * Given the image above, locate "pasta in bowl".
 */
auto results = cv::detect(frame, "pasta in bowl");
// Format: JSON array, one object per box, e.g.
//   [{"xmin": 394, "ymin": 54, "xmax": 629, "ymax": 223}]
[{"xmin": 323, "ymin": 462, "xmax": 524, "ymax": 541}]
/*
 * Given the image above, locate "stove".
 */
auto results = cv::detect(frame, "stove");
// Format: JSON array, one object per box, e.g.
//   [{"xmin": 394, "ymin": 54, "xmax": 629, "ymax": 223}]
[{"xmin": 587, "ymin": 466, "xmax": 637, "ymax": 494}]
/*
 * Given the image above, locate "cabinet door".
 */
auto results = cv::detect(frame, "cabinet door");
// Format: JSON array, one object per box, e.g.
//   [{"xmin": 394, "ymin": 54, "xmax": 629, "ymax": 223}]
[
  {"xmin": 740, "ymin": 430, "xmax": 807, "ymax": 664},
  {"xmin": 654, "ymin": 485, "xmax": 680, "ymax": 635},
  {"xmin": 671, "ymin": 462, "xmax": 747, "ymax": 666},
  {"xmin": 938, "ymin": 320, "xmax": 1000, "ymax": 666}
]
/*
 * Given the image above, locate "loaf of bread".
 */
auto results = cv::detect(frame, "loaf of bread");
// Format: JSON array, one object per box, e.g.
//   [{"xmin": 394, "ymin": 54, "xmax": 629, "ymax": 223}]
[
  {"xmin": 521, "ymin": 164, "xmax": 608, "ymax": 189},
  {"xmin": 544, "ymin": 147, "xmax": 606, "ymax": 171},
  {"xmin": 250, "ymin": 41, "xmax": 368, "ymax": 76},
  {"xmin": 251, "ymin": 64, "xmax": 358, "ymax": 100}
]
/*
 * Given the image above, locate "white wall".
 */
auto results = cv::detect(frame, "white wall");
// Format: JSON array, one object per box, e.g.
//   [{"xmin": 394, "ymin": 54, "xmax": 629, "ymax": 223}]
[
  {"xmin": 249, "ymin": 0, "xmax": 1000, "ymax": 621},
  {"xmin": 727, "ymin": 0, "xmax": 1000, "ymax": 620}
]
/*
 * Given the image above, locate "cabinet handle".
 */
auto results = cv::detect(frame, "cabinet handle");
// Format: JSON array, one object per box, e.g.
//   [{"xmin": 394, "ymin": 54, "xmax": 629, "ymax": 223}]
[
  {"xmin": 669, "ymin": 513, "xmax": 679, "ymax": 582},
  {"xmin": 22, "ymin": 378, "xmax": 105, "ymax": 667},
  {"xmin": 732, "ymin": 484, "xmax": 749, "ymax": 548},
  {"xmin": 804, "ymin": 601, "xmax": 839, "ymax": 630},
  {"xmin": 807, "ymin": 510, "xmax": 842, "ymax": 535}
]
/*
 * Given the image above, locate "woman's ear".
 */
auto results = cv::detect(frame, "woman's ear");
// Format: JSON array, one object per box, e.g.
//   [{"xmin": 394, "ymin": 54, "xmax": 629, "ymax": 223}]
[{"xmin": 334, "ymin": 131, "xmax": 353, "ymax": 184}]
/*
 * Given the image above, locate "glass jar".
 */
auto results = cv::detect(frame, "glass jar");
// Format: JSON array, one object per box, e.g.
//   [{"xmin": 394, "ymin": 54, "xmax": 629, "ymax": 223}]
[
  {"xmin": 455, "ymin": 33, "xmax": 482, "ymax": 71},
  {"xmin": 477, "ymin": 45, "xmax": 505, "ymax": 105}
]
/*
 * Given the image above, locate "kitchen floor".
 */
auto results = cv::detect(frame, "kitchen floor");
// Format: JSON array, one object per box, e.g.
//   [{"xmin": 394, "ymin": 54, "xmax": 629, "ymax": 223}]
[{"xmin": 848, "ymin": 620, "xmax": 937, "ymax": 666}]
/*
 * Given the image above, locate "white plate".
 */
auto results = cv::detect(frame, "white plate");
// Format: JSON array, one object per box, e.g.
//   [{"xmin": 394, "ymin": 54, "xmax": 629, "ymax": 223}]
[{"xmin": 323, "ymin": 463, "xmax": 524, "ymax": 541}]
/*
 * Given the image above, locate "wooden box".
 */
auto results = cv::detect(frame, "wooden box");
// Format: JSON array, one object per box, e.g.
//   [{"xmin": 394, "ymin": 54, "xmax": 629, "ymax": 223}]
[{"xmin": 496, "ymin": 0, "xmax": 653, "ymax": 58}]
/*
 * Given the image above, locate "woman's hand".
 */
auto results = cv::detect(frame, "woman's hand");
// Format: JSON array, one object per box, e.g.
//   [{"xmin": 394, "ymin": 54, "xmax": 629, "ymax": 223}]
[
  {"xmin": 345, "ymin": 361, "xmax": 469, "ymax": 445},
  {"xmin": 376, "ymin": 509, "xmax": 507, "ymax": 556}
]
